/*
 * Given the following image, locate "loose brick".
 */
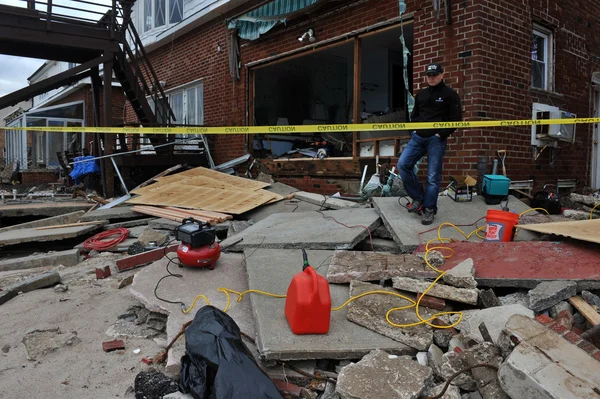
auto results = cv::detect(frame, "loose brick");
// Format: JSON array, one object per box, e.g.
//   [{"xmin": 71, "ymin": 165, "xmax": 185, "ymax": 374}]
[
  {"xmin": 549, "ymin": 323, "xmax": 569, "ymax": 335},
  {"xmin": 563, "ymin": 331, "xmax": 581, "ymax": 344},
  {"xmin": 536, "ymin": 314, "xmax": 554, "ymax": 325},
  {"xmin": 577, "ymin": 340, "xmax": 598, "ymax": 354},
  {"xmin": 95, "ymin": 266, "xmax": 112, "ymax": 280},
  {"xmin": 593, "ymin": 351, "xmax": 600, "ymax": 362},
  {"xmin": 417, "ymin": 293, "xmax": 446, "ymax": 311},
  {"xmin": 102, "ymin": 340, "xmax": 125, "ymax": 352}
]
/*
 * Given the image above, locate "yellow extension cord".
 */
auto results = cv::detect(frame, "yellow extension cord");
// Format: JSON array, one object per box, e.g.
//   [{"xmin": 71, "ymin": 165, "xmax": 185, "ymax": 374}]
[
  {"xmin": 591, "ymin": 202, "xmax": 600, "ymax": 220},
  {"xmin": 181, "ymin": 207, "xmax": 551, "ymax": 331}
]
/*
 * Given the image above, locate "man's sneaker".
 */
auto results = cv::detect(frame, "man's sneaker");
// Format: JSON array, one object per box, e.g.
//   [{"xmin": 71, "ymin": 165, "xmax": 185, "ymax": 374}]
[
  {"xmin": 422, "ymin": 208, "xmax": 435, "ymax": 225},
  {"xmin": 407, "ymin": 200, "xmax": 423, "ymax": 214}
]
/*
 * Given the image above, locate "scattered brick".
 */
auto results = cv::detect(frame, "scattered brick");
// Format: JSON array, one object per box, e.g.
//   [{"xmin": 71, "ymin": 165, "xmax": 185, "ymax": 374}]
[
  {"xmin": 572, "ymin": 326, "xmax": 585, "ymax": 335},
  {"xmin": 593, "ymin": 351, "xmax": 600, "ymax": 362},
  {"xmin": 102, "ymin": 339, "xmax": 125, "ymax": 352},
  {"xmin": 577, "ymin": 340, "xmax": 598, "ymax": 354},
  {"xmin": 417, "ymin": 293, "xmax": 446, "ymax": 310},
  {"xmin": 535, "ymin": 314, "xmax": 553, "ymax": 325},
  {"xmin": 95, "ymin": 266, "xmax": 112, "ymax": 279},
  {"xmin": 272, "ymin": 379, "xmax": 303, "ymax": 398},
  {"xmin": 549, "ymin": 323, "xmax": 569, "ymax": 335},
  {"xmin": 563, "ymin": 331, "xmax": 581, "ymax": 344},
  {"xmin": 116, "ymin": 244, "xmax": 178, "ymax": 272},
  {"xmin": 141, "ymin": 357, "xmax": 153, "ymax": 365}
]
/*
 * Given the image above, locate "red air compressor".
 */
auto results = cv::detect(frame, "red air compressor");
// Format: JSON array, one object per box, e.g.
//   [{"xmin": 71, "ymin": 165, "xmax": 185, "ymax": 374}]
[
  {"xmin": 175, "ymin": 218, "xmax": 221, "ymax": 269},
  {"xmin": 284, "ymin": 249, "xmax": 331, "ymax": 334}
]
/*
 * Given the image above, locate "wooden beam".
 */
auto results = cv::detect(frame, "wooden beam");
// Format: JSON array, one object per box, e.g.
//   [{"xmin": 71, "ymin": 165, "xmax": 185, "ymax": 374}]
[
  {"xmin": 36, "ymin": 221, "xmax": 104, "ymax": 230},
  {"xmin": 0, "ymin": 56, "xmax": 107, "ymax": 109},
  {"xmin": 352, "ymin": 37, "xmax": 361, "ymax": 158},
  {"xmin": 103, "ymin": 56, "xmax": 115, "ymax": 198},
  {"xmin": 569, "ymin": 296, "xmax": 600, "ymax": 326}
]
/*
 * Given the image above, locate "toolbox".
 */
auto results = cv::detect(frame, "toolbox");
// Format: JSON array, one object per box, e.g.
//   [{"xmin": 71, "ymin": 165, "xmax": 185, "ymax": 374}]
[{"xmin": 482, "ymin": 174, "xmax": 511, "ymax": 204}]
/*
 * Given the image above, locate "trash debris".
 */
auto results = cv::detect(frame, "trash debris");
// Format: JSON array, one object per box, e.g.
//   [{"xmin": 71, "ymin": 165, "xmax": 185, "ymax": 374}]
[{"xmin": 179, "ymin": 306, "xmax": 282, "ymax": 398}]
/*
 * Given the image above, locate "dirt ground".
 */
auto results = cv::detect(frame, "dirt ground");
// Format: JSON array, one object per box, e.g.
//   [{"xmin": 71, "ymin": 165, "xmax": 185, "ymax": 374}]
[{"xmin": 0, "ymin": 257, "xmax": 168, "ymax": 399}]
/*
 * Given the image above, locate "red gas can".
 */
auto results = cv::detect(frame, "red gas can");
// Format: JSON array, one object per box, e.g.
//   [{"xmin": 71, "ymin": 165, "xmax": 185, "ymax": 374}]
[{"xmin": 284, "ymin": 250, "xmax": 331, "ymax": 335}]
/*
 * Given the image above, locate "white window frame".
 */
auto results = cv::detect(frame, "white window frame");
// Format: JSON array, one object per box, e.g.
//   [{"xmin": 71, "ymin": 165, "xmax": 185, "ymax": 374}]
[
  {"xmin": 141, "ymin": 0, "xmax": 183, "ymax": 33},
  {"xmin": 532, "ymin": 24, "xmax": 553, "ymax": 91},
  {"xmin": 161, "ymin": 80, "xmax": 204, "ymax": 126}
]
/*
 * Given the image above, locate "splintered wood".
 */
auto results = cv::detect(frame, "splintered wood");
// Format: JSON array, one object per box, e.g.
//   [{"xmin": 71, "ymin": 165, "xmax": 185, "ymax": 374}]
[
  {"xmin": 127, "ymin": 166, "xmax": 282, "ymax": 215},
  {"xmin": 131, "ymin": 206, "xmax": 232, "ymax": 224}
]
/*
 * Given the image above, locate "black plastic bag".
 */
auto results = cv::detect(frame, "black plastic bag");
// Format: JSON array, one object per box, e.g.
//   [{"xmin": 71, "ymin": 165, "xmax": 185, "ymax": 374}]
[{"xmin": 179, "ymin": 306, "xmax": 283, "ymax": 399}]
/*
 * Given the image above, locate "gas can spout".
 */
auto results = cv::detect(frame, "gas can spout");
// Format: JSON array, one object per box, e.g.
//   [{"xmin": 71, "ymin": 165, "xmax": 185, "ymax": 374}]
[{"xmin": 301, "ymin": 249, "xmax": 309, "ymax": 271}]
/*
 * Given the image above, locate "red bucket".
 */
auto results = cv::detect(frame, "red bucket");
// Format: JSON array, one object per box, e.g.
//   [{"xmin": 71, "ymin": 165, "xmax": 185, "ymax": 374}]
[{"xmin": 484, "ymin": 210, "xmax": 520, "ymax": 242}]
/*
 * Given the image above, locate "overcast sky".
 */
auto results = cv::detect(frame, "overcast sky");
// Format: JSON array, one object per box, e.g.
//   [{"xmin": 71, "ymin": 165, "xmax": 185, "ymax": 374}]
[
  {"xmin": 0, "ymin": 55, "xmax": 46, "ymax": 97},
  {"xmin": 0, "ymin": 0, "xmax": 113, "ymax": 98}
]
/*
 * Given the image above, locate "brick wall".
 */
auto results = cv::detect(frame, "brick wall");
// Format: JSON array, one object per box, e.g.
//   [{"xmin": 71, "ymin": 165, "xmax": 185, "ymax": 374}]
[
  {"xmin": 129, "ymin": 0, "xmax": 600, "ymax": 191},
  {"xmin": 20, "ymin": 170, "xmax": 59, "ymax": 184}
]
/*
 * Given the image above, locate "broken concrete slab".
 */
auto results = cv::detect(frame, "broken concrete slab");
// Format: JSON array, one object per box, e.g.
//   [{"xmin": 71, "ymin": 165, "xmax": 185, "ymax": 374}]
[
  {"xmin": 227, "ymin": 220, "xmax": 254, "ymax": 237},
  {"xmin": 478, "ymin": 289, "xmax": 501, "ymax": 308},
  {"xmin": 0, "ymin": 211, "xmax": 85, "ymax": 234},
  {"xmin": 346, "ymin": 281, "xmax": 433, "ymax": 351},
  {"xmin": 528, "ymin": 280, "xmax": 577, "ymax": 312},
  {"xmin": 373, "ymin": 225, "xmax": 393, "ymax": 239},
  {"xmin": 293, "ymin": 192, "xmax": 360, "ymax": 210},
  {"xmin": 78, "ymin": 207, "xmax": 145, "ymax": 222},
  {"xmin": 373, "ymin": 195, "xmax": 537, "ymax": 249},
  {"xmin": 222, "ymin": 209, "xmax": 381, "ymax": 251},
  {"xmin": 437, "ymin": 241, "xmax": 600, "ymax": 290},
  {"xmin": 0, "ymin": 249, "xmax": 80, "ymax": 272},
  {"xmin": 498, "ymin": 314, "xmax": 600, "ymax": 399},
  {"xmin": 239, "ymin": 198, "xmax": 323, "ymax": 223},
  {"xmin": 326, "ymin": 251, "xmax": 438, "ymax": 284},
  {"xmin": 443, "ymin": 258, "xmax": 477, "ymax": 289},
  {"xmin": 22, "ymin": 327, "xmax": 80, "ymax": 360},
  {"xmin": 392, "ymin": 277, "xmax": 479, "ymax": 305},
  {"xmin": 147, "ymin": 218, "xmax": 181, "ymax": 231},
  {"xmin": 0, "ymin": 224, "xmax": 103, "ymax": 248},
  {"xmin": 336, "ymin": 350, "xmax": 432, "ymax": 399},
  {"xmin": 137, "ymin": 228, "xmax": 170, "ymax": 247},
  {"xmin": 0, "ymin": 271, "xmax": 61, "ymax": 305},
  {"xmin": 441, "ymin": 342, "xmax": 503, "ymax": 392},
  {"xmin": 354, "ymin": 237, "xmax": 402, "ymax": 253},
  {"xmin": 245, "ymin": 249, "xmax": 415, "ymax": 361},
  {"xmin": 0, "ymin": 201, "xmax": 93, "ymax": 219},
  {"xmin": 424, "ymin": 383, "xmax": 461, "ymax": 399},
  {"xmin": 498, "ymin": 292, "xmax": 530, "ymax": 308},
  {"xmin": 427, "ymin": 344, "xmax": 445, "ymax": 378},
  {"xmin": 103, "ymin": 217, "xmax": 156, "ymax": 231},
  {"xmin": 451, "ymin": 305, "xmax": 534, "ymax": 344},
  {"xmin": 130, "ymin": 252, "xmax": 254, "ymax": 376}
]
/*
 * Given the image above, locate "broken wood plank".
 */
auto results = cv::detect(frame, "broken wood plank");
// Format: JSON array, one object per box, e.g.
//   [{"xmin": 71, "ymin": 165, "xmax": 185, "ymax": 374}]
[
  {"xmin": 569, "ymin": 296, "xmax": 600, "ymax": 326},
  {"xmin": 127, "ymin": 184, "xmax": 279, "ymax": 214},
  {"xmin": 132, "ymin": 164, "xmax": 183, "ymax": 191},
  {"xmin": 116, "ymin": 244, "xmax": 179, "ymax": 272},
  {"xmin": 516, "ymin": 219, "xmax": 600, "ymax": 244},
  {"xmin": 164, "ymin": 207, "xmax": 232, "ymax": 222},
  {"xmin": 35, "ymin": 221, "xmax": 105, "ymax": 230},
  {"xmin": 131, "ymin": 206, "xmax": 215, "ymax": 224}
]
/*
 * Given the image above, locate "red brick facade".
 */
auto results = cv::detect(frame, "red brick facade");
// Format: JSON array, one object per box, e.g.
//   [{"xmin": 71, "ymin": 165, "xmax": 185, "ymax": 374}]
[{"xmin": 124, "ymin": 0, "xmax": 600, "ymax": 193}]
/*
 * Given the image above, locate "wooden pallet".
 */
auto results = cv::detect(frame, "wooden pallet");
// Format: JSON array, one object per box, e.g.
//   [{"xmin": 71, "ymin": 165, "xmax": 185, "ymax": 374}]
[
  {"xmin": 127, "ymin": 183, "xmax": 281, "ymax": 214},
  {"xmin": 131, "ymin": 205, "xmax": 232, "ymax": 224}
]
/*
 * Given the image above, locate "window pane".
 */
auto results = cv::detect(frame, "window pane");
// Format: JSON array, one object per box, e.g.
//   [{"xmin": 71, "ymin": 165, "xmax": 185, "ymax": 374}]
[
  {"xmin": 186, "ymin": 88, "xmax": 196, "ymax": 125},
  {"xmin": 170, "ymin": 0, "xmax": 183, "ymax": 24},
  {"xmin": 532, "ymin": 34, "xmax": 545, "ymax": 61},
  {"xmin": 197, "ymin": 84, "xmax": 204, "ymax": 125},
  {"xmin": 155, "ymin": 0, "xmax": 165, "ymax": 28},
  {"xmin": 144, "ymin": 0, "xmax": 152, "ymax": 31},
  {"xmin": 170, "ymin": 92, "xmax": 183, "ymax": 123},
  {"xmin": 532, "ymin": 60, "xmax": 545, "ymax": 89}
]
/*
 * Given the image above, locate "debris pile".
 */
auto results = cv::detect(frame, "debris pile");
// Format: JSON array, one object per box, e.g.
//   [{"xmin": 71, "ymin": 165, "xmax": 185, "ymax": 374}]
[{"xmin": 1, "ymin": 165, "xmax": 600, "ymax": 399}]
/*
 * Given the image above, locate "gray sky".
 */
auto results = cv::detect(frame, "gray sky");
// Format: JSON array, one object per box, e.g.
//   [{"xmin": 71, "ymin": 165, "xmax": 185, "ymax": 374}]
[
  {"xmin": 0, "ymin": 55, "xmax": 46, "ymax": 97},
  {"xmin": 0, "ymin": 0, "xmax": 113, "ymax": 98}
]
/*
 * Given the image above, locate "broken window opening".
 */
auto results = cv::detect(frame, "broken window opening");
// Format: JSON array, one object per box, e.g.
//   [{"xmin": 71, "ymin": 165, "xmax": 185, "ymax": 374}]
[{"xmin": 250, "ymin": 23, "xmax": 413, "ymax": 160}]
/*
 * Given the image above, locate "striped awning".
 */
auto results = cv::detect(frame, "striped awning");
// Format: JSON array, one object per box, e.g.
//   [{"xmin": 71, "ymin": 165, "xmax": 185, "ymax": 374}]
[{"xmin": 228, "ymin": 0, "xmax": 321, "ymax": 40}]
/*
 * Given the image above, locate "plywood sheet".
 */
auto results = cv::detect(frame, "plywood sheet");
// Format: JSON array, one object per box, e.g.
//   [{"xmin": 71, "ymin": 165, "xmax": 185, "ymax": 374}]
[
  {"xmin": 516, "ymin": 219, "xmax": 600, "ymax": 244},
  {"xmin": 131, "ymin": 175, "xmax": 238, "ymax": 195},
  {"xmin": 177, "ymin": 166, "xmax": 270, "ymax": 191},
  {"xmin": 127, "ymin": 183, "xmax": 280, "ymax": 214}
]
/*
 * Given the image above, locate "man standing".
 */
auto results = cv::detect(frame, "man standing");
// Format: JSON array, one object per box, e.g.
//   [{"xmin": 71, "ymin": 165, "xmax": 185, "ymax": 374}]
[{"xmin": 397, "ymin": 63, "xmax": 462, "ymax": 225}]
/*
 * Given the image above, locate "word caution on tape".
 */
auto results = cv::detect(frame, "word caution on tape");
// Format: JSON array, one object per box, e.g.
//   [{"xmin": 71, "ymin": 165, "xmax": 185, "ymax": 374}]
[{"xmin": 5, "ymin": 118, "xmax": 600, "ymax": 135}]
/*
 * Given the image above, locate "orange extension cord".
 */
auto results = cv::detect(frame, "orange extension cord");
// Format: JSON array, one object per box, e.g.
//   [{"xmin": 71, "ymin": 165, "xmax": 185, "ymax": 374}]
[{"xmin": 83, "ymin": 228, "xmax": 130, "ymax": 251}]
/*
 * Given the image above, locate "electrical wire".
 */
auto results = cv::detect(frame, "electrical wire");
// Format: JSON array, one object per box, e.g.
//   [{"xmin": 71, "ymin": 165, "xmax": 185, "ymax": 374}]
[
  {"xmin": 83, "ymin": 228, "xmax": 129, "ymax": 251},
  {"xmin": 591, "ymin": 202, "xmax": 600, "ymax": 220}
]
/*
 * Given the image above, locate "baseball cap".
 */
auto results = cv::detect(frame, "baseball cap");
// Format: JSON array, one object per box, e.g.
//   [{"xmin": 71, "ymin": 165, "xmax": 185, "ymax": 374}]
[{"xmin": 425, "ymin": 63, "xmax": 444, "ymax": 76}]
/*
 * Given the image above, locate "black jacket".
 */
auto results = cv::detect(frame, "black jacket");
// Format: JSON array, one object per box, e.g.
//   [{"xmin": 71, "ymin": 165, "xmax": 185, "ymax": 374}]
[{"xmin": 411, "ymin": 81, "xmax": 462, "ymax": 139}]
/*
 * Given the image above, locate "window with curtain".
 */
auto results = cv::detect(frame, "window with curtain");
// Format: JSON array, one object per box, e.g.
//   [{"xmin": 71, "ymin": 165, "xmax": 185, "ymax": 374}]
[
  {"xmin": 141, "ymin": 0, "xmax": 182, "ymax": 33},
  {"xmin": 165, "ymin": 82, "xmax": 204, "ymax": 125}
]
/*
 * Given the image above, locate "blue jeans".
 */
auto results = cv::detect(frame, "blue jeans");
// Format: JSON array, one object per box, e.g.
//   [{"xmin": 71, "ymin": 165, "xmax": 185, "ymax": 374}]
[{"xmin": 396, "ymin": 133, "xmax": 447, "ymax": 212}]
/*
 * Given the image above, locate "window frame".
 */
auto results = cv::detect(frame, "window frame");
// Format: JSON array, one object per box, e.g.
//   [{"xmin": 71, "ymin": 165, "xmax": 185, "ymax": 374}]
[
  {"xmin": 153, "ymin": 80, "xmax": 204, "ymax": 126},
  {"xmin": 532, "ymin": 24, "xmax": 553, "ymax": 91},
  {"xmin": 141, "ymin": 0, "xmax": 183, "ymax": 33}
]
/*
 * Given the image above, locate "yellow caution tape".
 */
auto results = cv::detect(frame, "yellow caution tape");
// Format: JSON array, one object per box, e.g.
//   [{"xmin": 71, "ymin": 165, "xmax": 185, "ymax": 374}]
[{"xmin": 3, "ymin": 117, "xmax": 599, "ymax": 135}]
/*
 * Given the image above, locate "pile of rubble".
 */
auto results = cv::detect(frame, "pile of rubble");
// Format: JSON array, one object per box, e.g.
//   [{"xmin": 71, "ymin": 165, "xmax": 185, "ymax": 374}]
[{"xmin": 1, "ymin": 166, "xmax": 600, "ymax": 399}]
